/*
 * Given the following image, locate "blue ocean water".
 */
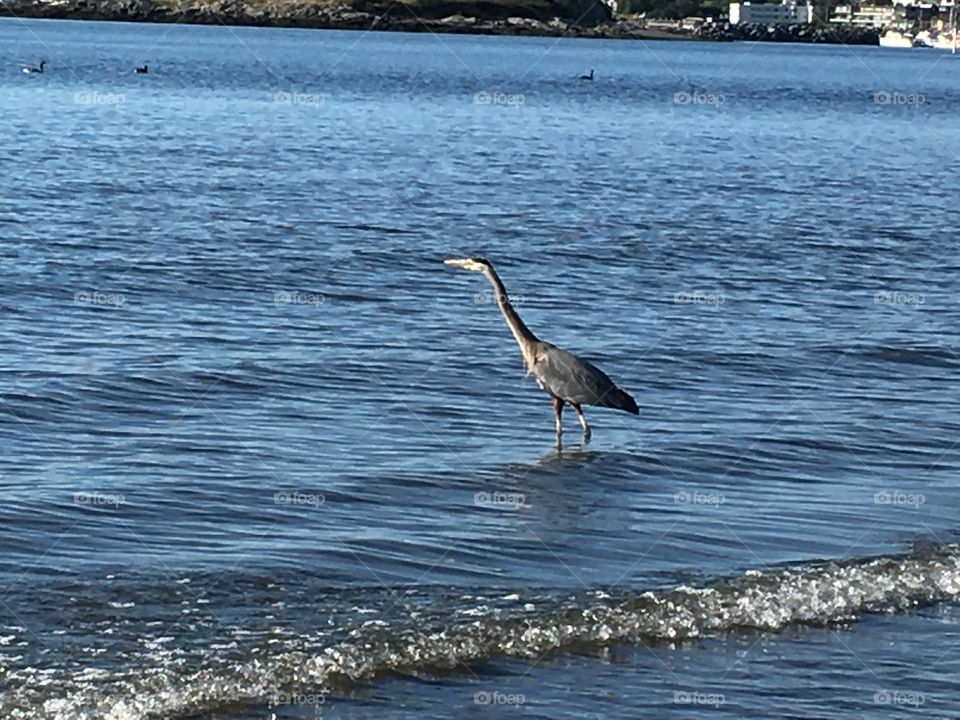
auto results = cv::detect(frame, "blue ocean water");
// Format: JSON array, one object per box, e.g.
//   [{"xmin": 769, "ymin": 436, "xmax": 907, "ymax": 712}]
[{"xmin": 1, "ymin": 17, "xmax": 960, "ymax": 719}]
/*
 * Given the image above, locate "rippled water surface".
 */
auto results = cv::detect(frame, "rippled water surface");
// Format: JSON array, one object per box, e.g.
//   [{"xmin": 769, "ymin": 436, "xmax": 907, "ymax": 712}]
[{"xmin": 2, "ymin": 17, "xmax": 960, "ymax": 719}]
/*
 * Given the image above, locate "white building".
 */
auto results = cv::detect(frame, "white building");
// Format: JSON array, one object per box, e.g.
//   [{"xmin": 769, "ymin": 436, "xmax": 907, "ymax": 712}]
[
  {"xmin": 729, "ymin": 1, "xmax": 815, "ymax": 24},
  {"xmin": 829, "ymin": 3, "xmax": 895, "ymax": 26}
]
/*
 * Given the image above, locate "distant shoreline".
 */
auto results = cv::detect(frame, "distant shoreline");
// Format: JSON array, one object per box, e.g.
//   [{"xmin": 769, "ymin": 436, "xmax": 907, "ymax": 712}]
[
  {"xmin": 0, "ymin": 12, "xmax": 696, "ymax": 41},
  {"xmin": 0, "ymin": 2, "xmax": 879, "ymax": 45}
]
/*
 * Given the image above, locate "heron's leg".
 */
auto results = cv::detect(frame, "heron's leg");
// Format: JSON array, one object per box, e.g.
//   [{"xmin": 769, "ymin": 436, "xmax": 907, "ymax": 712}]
[
  {"xmin": 551, "ymin": 397, "xmax": 564, "ymax": 440},
  {"xmin": 571, "ymin": 403, "xmax": 592, "ymax": 441}
]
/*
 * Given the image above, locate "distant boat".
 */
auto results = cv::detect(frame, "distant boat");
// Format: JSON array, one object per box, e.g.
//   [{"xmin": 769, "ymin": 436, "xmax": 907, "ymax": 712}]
[
  {"xmin": 913, "ymin": 30, "xmax": 946, "ymax": 48},
  {"xmin": 883, "ymin": 27, "xmax": 958, "ymax": 50},
  {"xmin": 879, "ymin": 30, "xmax": 915, "ymax": 48}
]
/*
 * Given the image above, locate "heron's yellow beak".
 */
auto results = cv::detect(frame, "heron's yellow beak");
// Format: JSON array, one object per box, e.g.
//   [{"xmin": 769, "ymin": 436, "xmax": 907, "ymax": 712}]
[{"xmin": 444, "ymin": 257, "xmax": 484, "ymax": 272}]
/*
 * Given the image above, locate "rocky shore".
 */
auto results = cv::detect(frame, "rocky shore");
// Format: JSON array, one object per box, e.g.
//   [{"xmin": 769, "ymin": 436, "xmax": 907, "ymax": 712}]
[
  {"xmin": 694, "ymin": 21, "xmax": 879, "ymax": 44},
  {"xmin": 0, "ymin": 0, "xmax": 880, "ymax": 44}
]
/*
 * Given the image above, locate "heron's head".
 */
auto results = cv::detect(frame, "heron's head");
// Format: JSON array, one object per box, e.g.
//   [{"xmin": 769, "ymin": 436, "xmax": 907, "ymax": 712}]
[{"xmin": 444, "ymin": 256, "xmax": 492, "ymax": 274}]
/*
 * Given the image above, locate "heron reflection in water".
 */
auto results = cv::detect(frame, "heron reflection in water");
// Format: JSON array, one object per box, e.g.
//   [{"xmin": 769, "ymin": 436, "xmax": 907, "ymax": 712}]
[{"xmin": 444, "ymin": 257, "xmax": 638, "ymax": 445}]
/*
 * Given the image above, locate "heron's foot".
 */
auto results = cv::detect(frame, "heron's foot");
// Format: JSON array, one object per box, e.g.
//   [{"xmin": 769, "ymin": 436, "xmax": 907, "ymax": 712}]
[{"xmin": 572, "ymin": 403, "xmax": 591, "ymax": 442}]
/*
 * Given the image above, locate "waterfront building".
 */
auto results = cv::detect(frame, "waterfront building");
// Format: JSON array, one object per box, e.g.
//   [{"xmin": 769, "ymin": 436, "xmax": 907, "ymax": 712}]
[
  {"xmin": 829, "ymin": 3, "xmax": 896, "ymax": 26},
  {"xmin": 728, "ymin": 1, "xmax": 814, "ymax": 25}
]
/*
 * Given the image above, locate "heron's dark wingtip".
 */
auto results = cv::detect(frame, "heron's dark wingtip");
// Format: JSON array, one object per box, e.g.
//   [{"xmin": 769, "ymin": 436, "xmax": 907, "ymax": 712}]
[{"xmin": 602, "ymin": 388, "xmax": 639, "ymax": 415}]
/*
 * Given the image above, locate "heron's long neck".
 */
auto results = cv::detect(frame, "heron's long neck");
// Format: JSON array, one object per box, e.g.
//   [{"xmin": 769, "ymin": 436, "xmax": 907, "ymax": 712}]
[{"xmin": 484, "ymin": 268, "xmax": 539, "ymax": 367}]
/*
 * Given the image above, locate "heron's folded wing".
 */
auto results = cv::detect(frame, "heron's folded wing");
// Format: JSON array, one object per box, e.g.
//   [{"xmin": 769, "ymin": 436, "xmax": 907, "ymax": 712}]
[{"xmin": 534, "ymin": 345, "xmax": 618, "ymax": 406}]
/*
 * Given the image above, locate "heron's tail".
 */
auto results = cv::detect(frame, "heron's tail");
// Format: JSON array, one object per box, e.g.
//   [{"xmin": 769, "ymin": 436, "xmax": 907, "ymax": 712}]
[{"xmin": 600, "ymin": 387, "xmax": 639, "ymax": 415}]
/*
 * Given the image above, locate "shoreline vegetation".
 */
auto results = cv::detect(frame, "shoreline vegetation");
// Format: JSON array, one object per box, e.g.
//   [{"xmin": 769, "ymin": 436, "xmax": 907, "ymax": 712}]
[{"xmin": 1, "ymin": 0, "xmax": 880, "ymax": 43}]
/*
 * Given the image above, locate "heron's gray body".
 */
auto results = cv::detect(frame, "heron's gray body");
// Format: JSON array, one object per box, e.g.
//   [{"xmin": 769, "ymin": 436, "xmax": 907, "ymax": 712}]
[{"xmin": 531, "ymin": 341, "xmax": 638, "ymax": 414}]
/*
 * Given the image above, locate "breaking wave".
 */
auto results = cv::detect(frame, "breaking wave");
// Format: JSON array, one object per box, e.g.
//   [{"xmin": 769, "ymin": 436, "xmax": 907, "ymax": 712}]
[{"xmin": 7, "ymin": 542, "xmax": 960, "ymax": 720}]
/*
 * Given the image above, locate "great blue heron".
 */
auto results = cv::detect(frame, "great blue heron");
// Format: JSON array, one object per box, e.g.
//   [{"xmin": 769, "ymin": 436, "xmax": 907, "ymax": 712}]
[{"xmin": 445, "ymin": 257, "xmax": 638, "ymax": 443}]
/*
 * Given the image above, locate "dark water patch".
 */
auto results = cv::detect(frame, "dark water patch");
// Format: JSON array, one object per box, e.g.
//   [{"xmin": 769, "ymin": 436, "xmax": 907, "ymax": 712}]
[
  {"xmin": 870, "ymin": 346, "xmax": 960, "ymax": 369},
  {"xmin": 333, "ymin": 223, "xmax": 416, "ymax": 235}
]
